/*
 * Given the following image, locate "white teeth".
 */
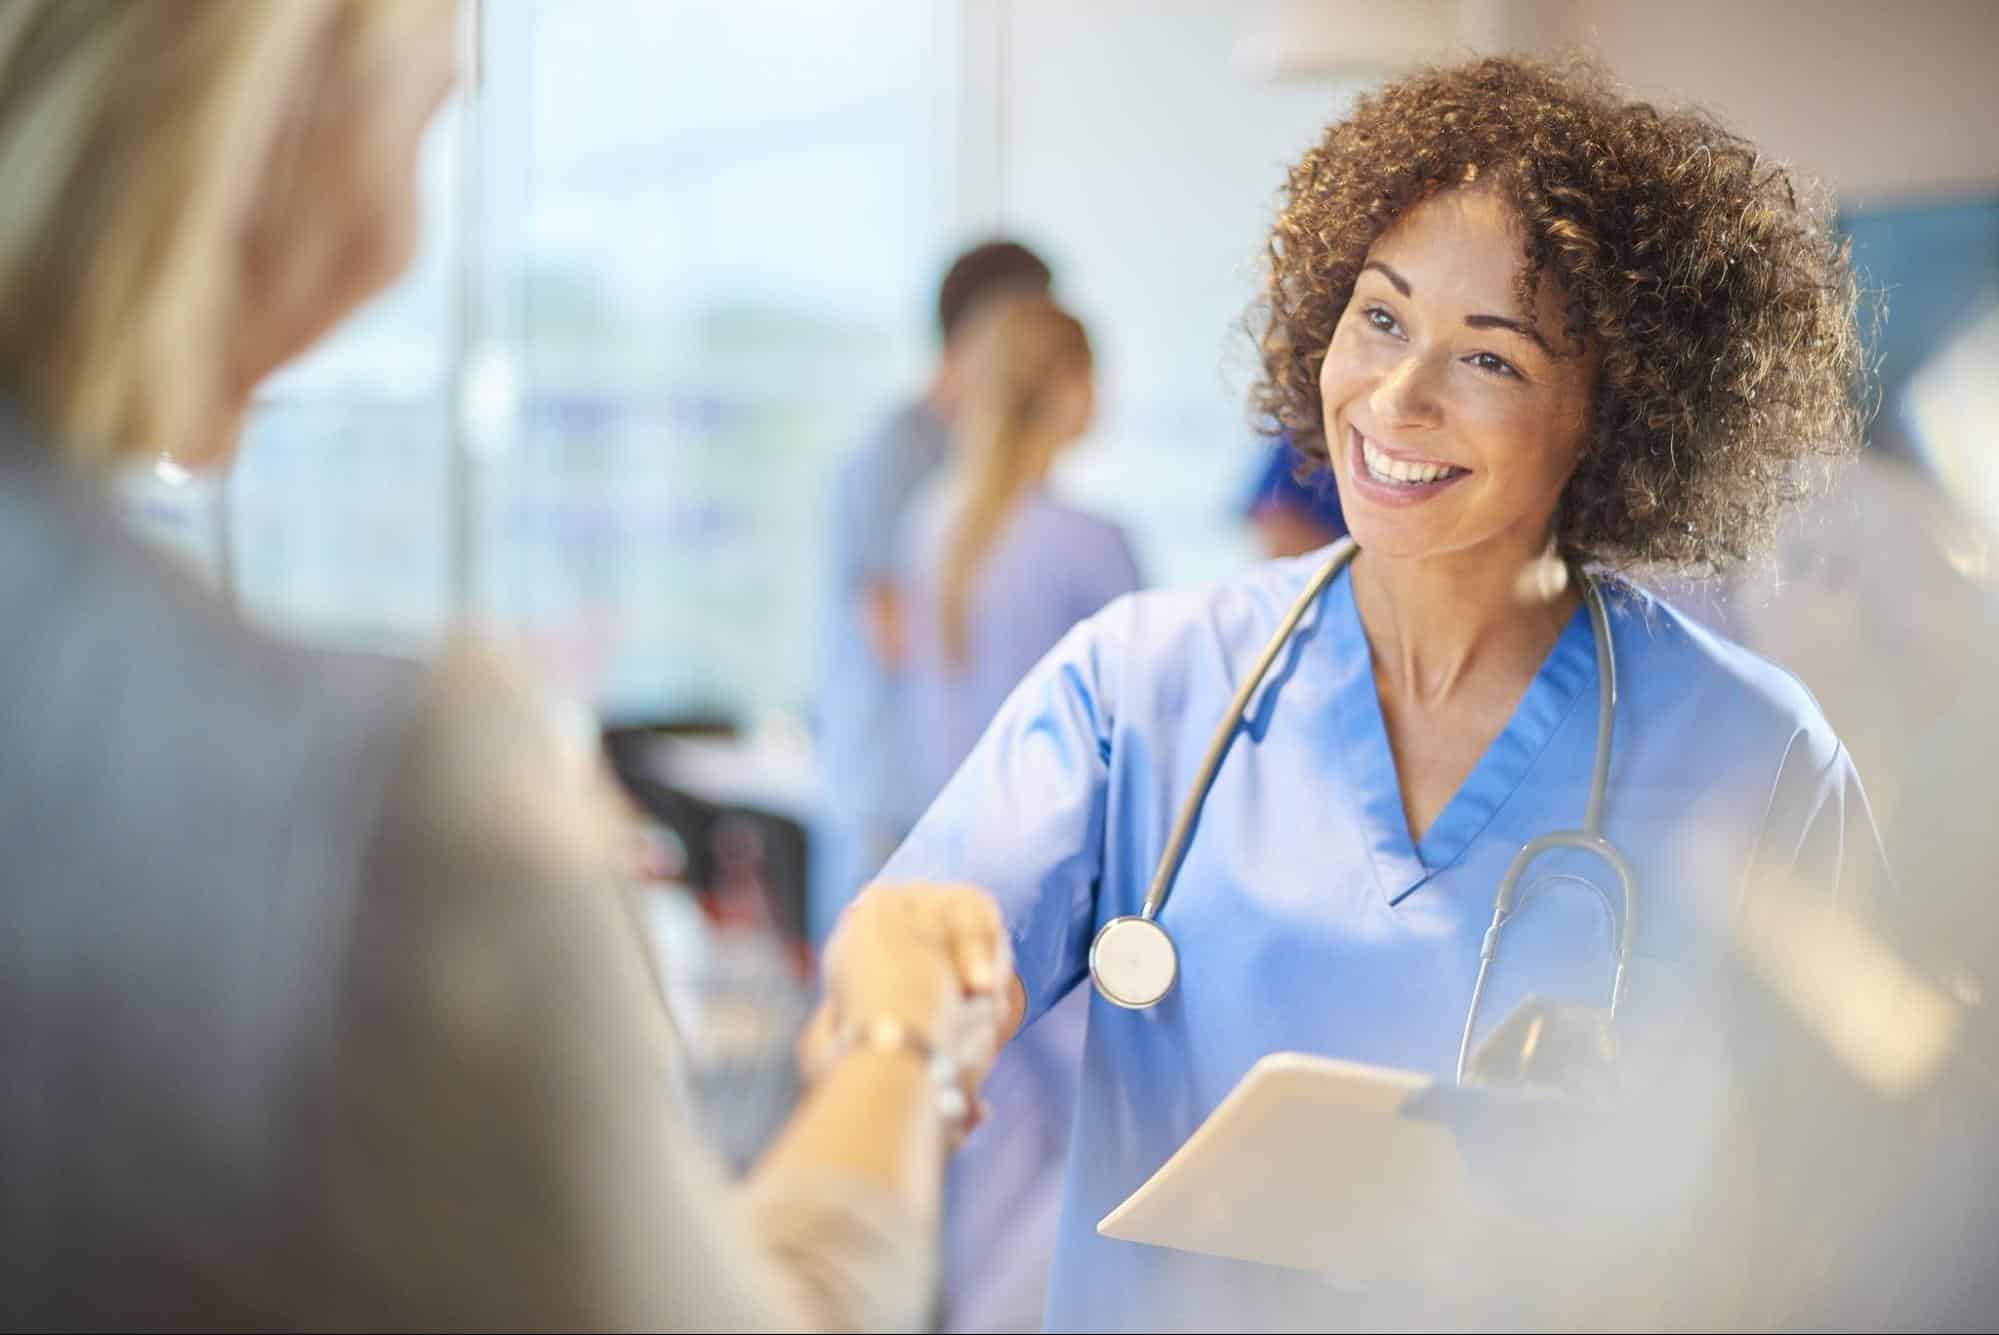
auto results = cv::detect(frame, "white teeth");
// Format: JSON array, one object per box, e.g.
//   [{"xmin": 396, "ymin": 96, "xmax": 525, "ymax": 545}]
[{"xmin": 1361, "ymin": 434, "xmax": 1455, "ymax": 487}]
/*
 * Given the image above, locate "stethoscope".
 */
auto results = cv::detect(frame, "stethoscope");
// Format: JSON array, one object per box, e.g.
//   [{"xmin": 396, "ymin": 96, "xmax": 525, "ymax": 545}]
[{"xmin": 1086, "ymin": 538, "xmax": 1639, "ymax": 1084}]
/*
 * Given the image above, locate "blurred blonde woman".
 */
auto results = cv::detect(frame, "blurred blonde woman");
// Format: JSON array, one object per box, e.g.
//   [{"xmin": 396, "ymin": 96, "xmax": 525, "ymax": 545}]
[
  {"xmin": 894, "ymin": 297, "xmax": 1140, "ymax": 829},
  {"xmin": 0, "ymin": 3, "xmax": 1005, "ymax": 1328},
  {"xmin": 890, "ymin": 295, "xmax": 1140, "ymax": 1333}
]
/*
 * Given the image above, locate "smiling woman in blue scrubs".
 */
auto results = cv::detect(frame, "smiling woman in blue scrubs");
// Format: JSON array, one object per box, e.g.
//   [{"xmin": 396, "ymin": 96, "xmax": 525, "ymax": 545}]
[{"xmin": 821, "ymin": 55, "xmax": 1883, "ymax": 1332}]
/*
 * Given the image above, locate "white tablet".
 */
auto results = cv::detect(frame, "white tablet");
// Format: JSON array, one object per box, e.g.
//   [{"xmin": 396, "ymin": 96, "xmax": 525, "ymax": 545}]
[{"xmin": 1096, "ymin": 1052, "xmax": 1582, "ymax": 1292}]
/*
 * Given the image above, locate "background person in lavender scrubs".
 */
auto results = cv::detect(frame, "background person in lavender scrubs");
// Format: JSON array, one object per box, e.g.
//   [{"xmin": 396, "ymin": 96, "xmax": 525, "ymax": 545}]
[
  {"xmin": 891, "ymin": 296, "xmax": 1140, "ymax": 1333},
  {"xmin": 812, "ymin": 241, "xmax": 1054, "ymax": 945}
]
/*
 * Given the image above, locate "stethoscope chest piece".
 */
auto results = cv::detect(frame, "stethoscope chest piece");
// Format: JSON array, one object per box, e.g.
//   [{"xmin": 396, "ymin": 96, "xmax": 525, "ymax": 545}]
[{"xmin": 1090, "ymin": 915, "xmax": 1179, "ymax": 1009}]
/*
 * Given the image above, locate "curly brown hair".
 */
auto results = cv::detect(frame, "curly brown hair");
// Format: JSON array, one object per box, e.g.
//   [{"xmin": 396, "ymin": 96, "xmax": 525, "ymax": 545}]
[{"xmin": 1251, "ymin": 54, "xmax": 1868, "ymax": 573}]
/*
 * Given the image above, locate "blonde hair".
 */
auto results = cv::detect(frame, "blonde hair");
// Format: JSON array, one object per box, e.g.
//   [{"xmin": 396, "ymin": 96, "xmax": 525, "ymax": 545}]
[
  {"xmin": 0, "ymin": 0, "xmax": 428, "ymax": 470},
  {"xmin": 937, "ymin": 297, "xmax": 1092, "ymax": 666}
]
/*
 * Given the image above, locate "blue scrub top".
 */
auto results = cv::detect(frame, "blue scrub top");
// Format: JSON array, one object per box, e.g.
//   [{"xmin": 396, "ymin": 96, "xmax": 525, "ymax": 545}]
[{"xmin": 881, "ymin": 547, "xmax": 1888, "ymax": 1333}]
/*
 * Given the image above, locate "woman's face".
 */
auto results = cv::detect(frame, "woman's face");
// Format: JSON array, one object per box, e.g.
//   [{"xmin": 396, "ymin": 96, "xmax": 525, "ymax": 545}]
[
  {"xmin": 211, "ymin": 3, "xmax": 459, "ymax": 461},
  {"xmin": 1317, "ymin": 187, "xmax": 1597, "ymax": 568}
]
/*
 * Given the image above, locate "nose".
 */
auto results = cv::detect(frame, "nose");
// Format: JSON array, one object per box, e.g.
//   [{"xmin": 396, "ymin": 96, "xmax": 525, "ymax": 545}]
[{"xmin": 1369, "ymin": 352, "xmax": 1444, "ymax": 430}]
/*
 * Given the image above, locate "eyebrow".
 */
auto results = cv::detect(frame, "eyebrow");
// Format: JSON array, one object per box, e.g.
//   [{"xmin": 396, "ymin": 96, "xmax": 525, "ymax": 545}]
[
  {"xmin": 1363, "ymin": 260, "xmax": 1411, "ymax": 297},
  {"xmin": 1362, "ymin": 260, "xmax": 1552, "ymax": 353},
  {"xmin": 1464, "ymin": 313, "xmax": 1551, "ymax": 353}
]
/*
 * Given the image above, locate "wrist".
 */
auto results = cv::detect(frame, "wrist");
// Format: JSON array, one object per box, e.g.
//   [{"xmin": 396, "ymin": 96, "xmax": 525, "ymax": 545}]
[
  {"xmin": 822, "ymin": 1014, "xmax": 972, "ymax": 1139},
  {"xmin": 832, "ymin": 991, "xmax": 947, "ymax": 1050}
]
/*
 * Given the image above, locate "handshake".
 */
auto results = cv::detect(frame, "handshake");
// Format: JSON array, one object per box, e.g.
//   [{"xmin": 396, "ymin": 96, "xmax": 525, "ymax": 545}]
[{"xmin": 800, "ymin": 882, "xmax": 1024, "ymax": 1144}]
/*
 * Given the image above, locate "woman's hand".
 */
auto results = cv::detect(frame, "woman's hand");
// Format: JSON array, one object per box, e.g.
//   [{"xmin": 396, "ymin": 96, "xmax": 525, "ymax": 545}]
[{"xmin": 802, "ymin": 882, "xmax": 1024, "ymax": 1130}]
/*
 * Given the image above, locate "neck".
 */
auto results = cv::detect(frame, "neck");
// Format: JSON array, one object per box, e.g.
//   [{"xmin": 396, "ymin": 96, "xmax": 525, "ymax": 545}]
[
  {"xmin": 1350, "ymin": 538, "xmax": 1580, "ymax": 707},
  {"xmin": 922, "ymin": 365, "xmax": 958, "ymax": 423},
  {"xmin": 1016, "ymin": 423, "xmax": 1066, "ymax": 486}
]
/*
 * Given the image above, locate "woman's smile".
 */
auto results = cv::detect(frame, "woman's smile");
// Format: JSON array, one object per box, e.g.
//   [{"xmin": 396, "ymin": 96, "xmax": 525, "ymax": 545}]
[{"xmin": 1347, "ymin": 425, "xmax": 1472, "ymax": 507}]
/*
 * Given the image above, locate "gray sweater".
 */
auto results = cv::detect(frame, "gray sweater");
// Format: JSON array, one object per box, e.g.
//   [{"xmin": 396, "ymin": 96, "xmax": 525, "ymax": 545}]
[{"xmin": 0, "ymin": 415, "xmax": 929, "ymax": 1331}]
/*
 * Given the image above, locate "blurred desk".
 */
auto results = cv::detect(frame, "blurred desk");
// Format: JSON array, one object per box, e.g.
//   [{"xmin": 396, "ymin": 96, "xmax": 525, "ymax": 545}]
[
  {"xmin": 608, "ymin": 721, "xmax": 824, "ymax": 1168},
  {"xmin": 632, "ymin": 725, "xmax": 821, "ymax": 828},
  {"xmin": 609, "ymin": 720, "xmax": 820, "ymax": 948}
]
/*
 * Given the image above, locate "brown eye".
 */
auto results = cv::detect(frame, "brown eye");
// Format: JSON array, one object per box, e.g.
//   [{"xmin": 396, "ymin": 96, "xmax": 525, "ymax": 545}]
[
  {"xmin": 1467, "ymin": 351, "xmax": 1519, "ymax": 378},
  {"xmin": 1363, "ymin": 306, "xmax": 1402, "ymax": 337}
]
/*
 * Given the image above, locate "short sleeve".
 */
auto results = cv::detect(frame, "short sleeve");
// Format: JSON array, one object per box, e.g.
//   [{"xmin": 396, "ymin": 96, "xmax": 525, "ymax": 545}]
[
  {"xmin": 879, "ymin": 606, "xmax": 1130, "ymax": 1025},
  {"xmin": 1745, "ymin": 736, "xmax": 1892, "ymax": 913}
]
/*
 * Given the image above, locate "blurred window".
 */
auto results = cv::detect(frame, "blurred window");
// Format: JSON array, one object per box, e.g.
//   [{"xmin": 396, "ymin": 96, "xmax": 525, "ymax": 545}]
[
  {"xmin": 127, "ymin": 0, "xmax": 954, "ymax": 724},
  {"xmin": 475, "ymin": 0, "xmax": 951, "ymax": 721}
]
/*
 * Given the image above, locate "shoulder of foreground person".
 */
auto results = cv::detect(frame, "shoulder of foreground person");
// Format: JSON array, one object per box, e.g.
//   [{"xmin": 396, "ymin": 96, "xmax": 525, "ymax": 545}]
[
  {"xmin": 0, "ymin": 419, "xmax": 920, "ymax": 1330},
  {"xmin": 313, "ymin": 639, "xmax": 938, "ymax": 1332}
]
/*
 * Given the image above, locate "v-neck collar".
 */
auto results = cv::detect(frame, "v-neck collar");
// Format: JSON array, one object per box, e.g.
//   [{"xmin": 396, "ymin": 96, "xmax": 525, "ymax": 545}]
[{"xmin": 1325, "ymin": 566, "xmax": 1599, "ymax": 906}]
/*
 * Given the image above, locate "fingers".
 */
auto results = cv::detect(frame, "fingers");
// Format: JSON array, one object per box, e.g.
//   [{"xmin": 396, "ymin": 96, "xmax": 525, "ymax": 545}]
[
  {"xmin": 950, "ymin": 1078, "xmax": 994, "ymax": 1148},
  {"xmin": 941, "ymin": 886, "xmax": 1006, "ymax": 995},
  {"xmin": 807, "ymin": 884, "xmax": 1018, "ymax": 1153},
  {"xmin": 1000, "ymin": 971, "xmax": 1028, "ymax": 1048},
  {"xmin": 836, "ymin": 881, "xmax": 1010, "ymax": 996},
  {"xmin": 818, "ymin": 881, "xmax": 1016, "ymax": 1070}
]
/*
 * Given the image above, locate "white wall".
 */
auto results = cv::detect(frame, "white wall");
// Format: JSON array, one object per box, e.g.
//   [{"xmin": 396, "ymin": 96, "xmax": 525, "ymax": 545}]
[
  {"xmin": 964, "ymin": 1, "xmax": 1361, "ymax": 588},
  {"xmin": 1577, "ymin": 0, "xmax": 1999, "ymax": 208},
  {"xmin": 1245, "ymin": 0, "xmax": 1999, "ymax": 209}
]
